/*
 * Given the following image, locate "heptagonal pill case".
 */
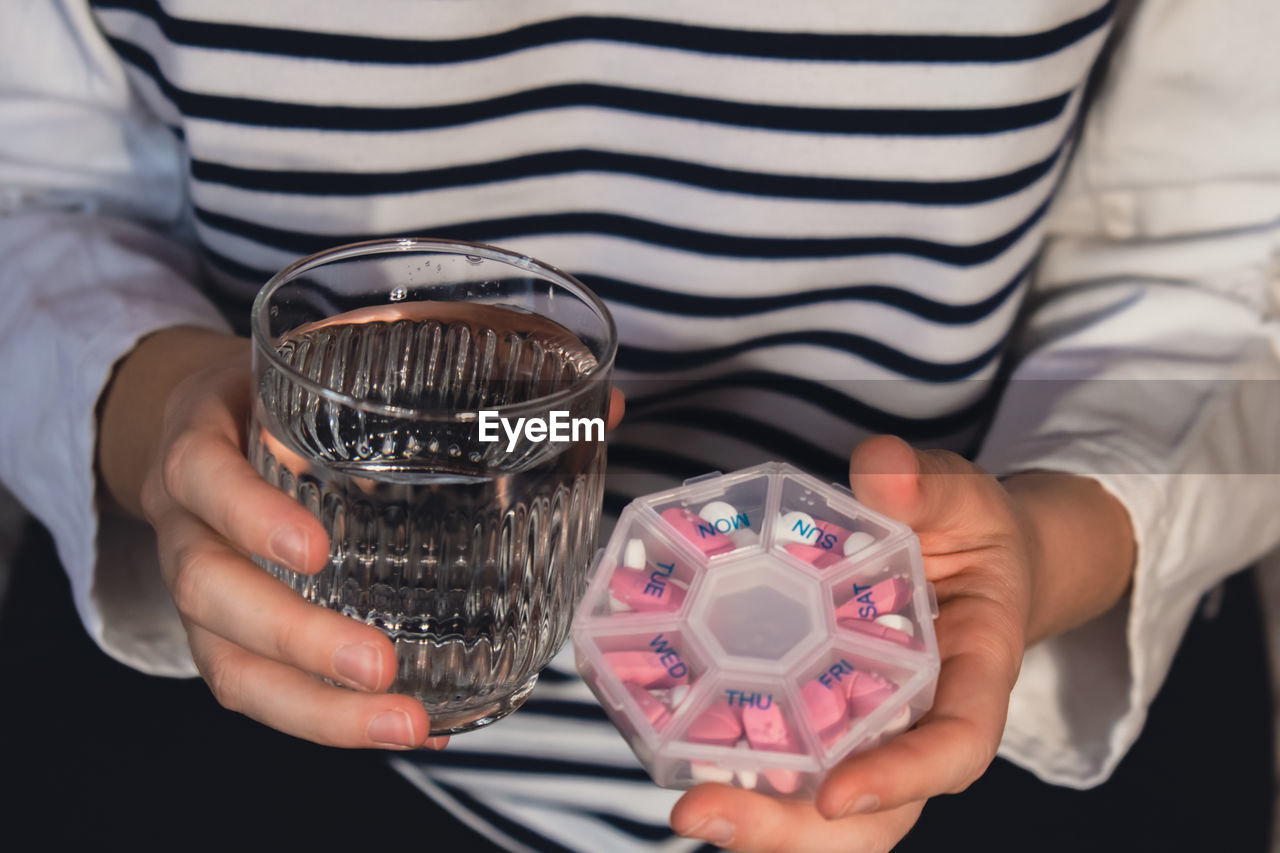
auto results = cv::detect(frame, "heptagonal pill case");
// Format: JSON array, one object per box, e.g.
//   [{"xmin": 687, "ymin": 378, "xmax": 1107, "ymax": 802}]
[{"xmin": 571, "ymin": 462, "xmax": 940, "ymax": 799}]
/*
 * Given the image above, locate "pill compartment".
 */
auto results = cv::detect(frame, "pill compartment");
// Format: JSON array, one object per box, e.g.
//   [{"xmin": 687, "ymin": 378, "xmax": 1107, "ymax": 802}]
[
  {"xmin": 793, "ymin": 645, "xmax": 930, "ymax": 761},
  {"xmin": 826, "ymin": 540, "xmax": 934, "ymax": 653},
  {"xmin": 571, "ymin": 462, "xmax": 939, "ymax": 799},
  {"xmin": 579, "ymin": 508, "xmax": 703, "ymax": 620},
  {"xmin": 574, "ymin": 623, "xmax": 710, "ymax": 749},
  {"xmin": 641, "ymin": 468, "xmax": 772, "ymax": 560},
  {"xmin": 664, "ymin": 676, "xmax": 822, "ymax": 798},
  {"xmin": 772, "ymin": 472, "xmax": 896, "ymax": 571}
]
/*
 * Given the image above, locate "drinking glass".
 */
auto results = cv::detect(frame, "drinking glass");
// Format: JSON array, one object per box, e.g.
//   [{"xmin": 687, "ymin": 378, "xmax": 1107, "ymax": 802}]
[{"xmin": 248, "ymin": 238, "xmax": 616, "ymax": 734}]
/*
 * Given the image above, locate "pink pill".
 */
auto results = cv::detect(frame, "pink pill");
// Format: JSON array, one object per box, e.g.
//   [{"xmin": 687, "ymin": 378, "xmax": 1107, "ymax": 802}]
[
  {"xmin": 742, "ymin": 701, "xmax": 803, "ymax": 795},
  {"xmin": 742, "ymin": 701, "xmax": 800, "ymax": 752},
  {"xmin": 685, "ymin": 702, "xmax": 743, "ymax": 747},
  {"xmin": 661, "ymin": 507, "xmax": 736, "ymax": 556},
  {"xmin": 800, "ymin": 678, "xmax": 849, "ymax": 736},
  {"xmin": 838, "ymin": 617, "xmax": 917, "ymax": 648},
  {"xmin": 764, "ymin": 768, "xmax": 802, "ymax": 795},
  {"xmin": 834, "ymin": 577, "xmax": 911, "ymax": 621},
  {"xmin": 845, "ymin": 670, "xmax": 897, "ymax": 717},
  {"xmin": 604, "ymin": 650, "xmax": 690, "ymax": 689},
  {"xmin": 783, "ymin": 520, "xmax": 851, "ymax": 568},
  {"xmin": 608, "ymin": 566, "xmax": 686, "ymax": 612},
  {"xmin": 624, "ymin": 683, "xmax": 672, "ymax": 730}
]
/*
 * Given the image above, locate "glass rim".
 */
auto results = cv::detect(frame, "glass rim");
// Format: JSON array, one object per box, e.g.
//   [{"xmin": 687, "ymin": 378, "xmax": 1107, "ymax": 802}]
[{"xmin": 250, "ymin": 237, "xmax": 618, "ymax": 422}]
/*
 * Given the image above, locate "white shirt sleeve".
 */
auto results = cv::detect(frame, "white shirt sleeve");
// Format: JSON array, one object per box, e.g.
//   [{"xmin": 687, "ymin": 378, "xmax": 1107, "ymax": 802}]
[
  {"xmin": 976, "ymin": 0, "xmax": 1280, "ymax": 787},
  {"xmin": 0, "ymin": 0, "xmax": 226, "ymax": 676}
]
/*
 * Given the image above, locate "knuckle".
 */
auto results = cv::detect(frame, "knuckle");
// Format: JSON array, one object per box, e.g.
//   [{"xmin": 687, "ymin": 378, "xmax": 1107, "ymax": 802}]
[
  {"xmin": 270, "ymin": 611, "xmax": 304, "ymax": 666},
  {"xmin": 948, "ymin": 729, "xmax": 997, "ymax": 793},
  {"xmin": 139, "ymin": 469, "xmax": 166, "ymax": 524},
  {"xmin": 168, "ymin": 543, "xmax": 211, "ymax": 617},
  {"xmin": 161, "ymin": 430, "xmax": 202, "ymax": 501},
  {"xmin": 200, "ymin": 650, "xmax": 244, "ymax": 713}
]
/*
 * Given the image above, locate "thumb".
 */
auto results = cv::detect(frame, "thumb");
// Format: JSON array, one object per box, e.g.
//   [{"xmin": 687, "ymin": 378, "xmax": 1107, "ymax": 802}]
[{"xmin": 848, "ymin": 435, "xmax": 977, "ymax": 533}]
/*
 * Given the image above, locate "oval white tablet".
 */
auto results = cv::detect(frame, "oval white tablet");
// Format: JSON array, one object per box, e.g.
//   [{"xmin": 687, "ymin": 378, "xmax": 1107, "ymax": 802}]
[
  {"xmin": 776, "ymin": 510, "xmax": 816, "ymax": 545},
  {"xmin": 698, "ymin": 501, "xmax": 739, "ymax": 523},
  {"xmin": 884, "ymin": 704, "xmax": 913, "ymax": 737},
  {"xmin": 875, "ymin": 614, "xmax": 915, "ymax": 637},
  {"xmin": 623, "ymin": 538, "xmax": 646, "ymax": 569},
  {"xmin": 843, "ymin": 530, "xmax": 876, "ymax": 556}
]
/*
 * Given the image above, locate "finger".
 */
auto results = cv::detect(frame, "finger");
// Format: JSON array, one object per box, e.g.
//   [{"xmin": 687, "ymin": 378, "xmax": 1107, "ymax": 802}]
[
  {"xmin": 815, "ymin": 594, "xmax": 1018, "ymax": 819},
  {"xmin": 160, "ymin": 419, "xmax": 329, "ymax": 575},
  {"xmin": 607, "ymin": 387, "xmax": 625, "ymax": 430},
  {"xmin": 671, "ymin": 784, "xmax": 922, "ymax": 853},
  {"xmin": 187, "ymin": 623, "xmax": 433, "ymax": 749},
  {"xmin": 156, "ymin": 505, "xmax": 398, "ymax": 693},
  {"xmin": 848, "ymin": 435, "xmax": 990, "ymax": 534}
]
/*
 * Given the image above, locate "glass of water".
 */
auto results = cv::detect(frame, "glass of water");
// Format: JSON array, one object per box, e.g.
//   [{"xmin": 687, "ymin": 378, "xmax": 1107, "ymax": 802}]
[{"xmin": 248, "ymin": 238, "xmax": 616, "ymax": 735}]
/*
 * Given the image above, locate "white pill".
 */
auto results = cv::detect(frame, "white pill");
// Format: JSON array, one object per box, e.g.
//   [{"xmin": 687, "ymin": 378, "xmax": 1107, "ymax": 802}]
[
  {"xmin": 775, "ymin": 510, "xmax": 817, "ymax": 545},
  {"xmin": 690, "ymin": 763, "xmax": 736, "ymax": 784},
  {"xmin": 623, "ymin": 538, "xmax": 646, "ymax": 570},
  {"xmin": 843, "ymin": 531, "xmax": 876, "ymax": 556},
  {"xmin": 698, "ymin": 501, "xmax": 739, "ymax": 523},
  {"xmin": 668, "ymin": 684, "xmax": 690, "ymax": 707},
  {"xmin": 875, "ymin": 614, "xmax": 915, "ymax": 637},
  {"xmin": 883, "ymin": 705, "xmax": 913, "ymax": 737},
  {"xmin": 608, "ymin": 594, "xmax": 630, "ymax": 613},
  {"xmin": 698, "ymin": 500, "xmax": 759, "ymax": 548},
  {"xmin": 734, "ymin": 741, "xmax": 759, "ymax": 789}
]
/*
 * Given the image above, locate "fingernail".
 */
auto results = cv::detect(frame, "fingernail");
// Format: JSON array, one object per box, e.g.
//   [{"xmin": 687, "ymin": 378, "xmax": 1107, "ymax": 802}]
[
  {"xmin": 420, "ymin": 735, "xmax": 450, "ymax": 750},
  {"xmin": 268, "ymin": 525, "xmax": 308, "ymax": 572},
  {"xmin": 333, "ymin": 643, "xmax": 383, "ymax": 691},
  {"xmin": 838, "ymin": 793, "xmax": 880, "ymax": 818},
  {"xmin": 680, "ymin": 817, "xmax": 735, "ymax": 846},
  {"xmin": 368, "ymin": 710, "xmax": 417, "ymax": 748}
]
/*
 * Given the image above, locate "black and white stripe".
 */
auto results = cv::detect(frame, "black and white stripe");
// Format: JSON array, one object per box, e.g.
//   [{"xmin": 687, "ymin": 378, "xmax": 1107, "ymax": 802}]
[{"xmin": 87, "ymin": 1, "xmax": 1115, "ymax": 848}]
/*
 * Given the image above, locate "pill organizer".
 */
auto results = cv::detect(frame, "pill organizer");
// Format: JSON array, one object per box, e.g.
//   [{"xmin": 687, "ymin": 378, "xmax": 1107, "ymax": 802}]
[{"xmin": 570, "ymin": 462, "xmax": 940, "ymax": 799}]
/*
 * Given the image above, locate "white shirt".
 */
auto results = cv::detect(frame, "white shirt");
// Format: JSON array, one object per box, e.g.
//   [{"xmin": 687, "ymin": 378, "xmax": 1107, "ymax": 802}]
[{"xmin": 2, "ymin": 2, "xmax": 1279, "ymax": 850}]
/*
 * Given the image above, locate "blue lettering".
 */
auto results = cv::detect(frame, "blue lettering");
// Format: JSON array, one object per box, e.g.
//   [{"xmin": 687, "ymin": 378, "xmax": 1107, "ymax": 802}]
[
  {"xmin": 724, "ymin": 690, "xmax": 775, "ymax": 709},
  {"xmin": 650, "ymin": 634, "xmax": 688, "ymax": 679},
  {"xmin": 818, "ymin": 532, "xmax": 837, "ymax": 550},
  {"xmin": 851, "ymin": 582, "xmax": 872, "ymax": 595},
  {"xmin": 654, "ymin": 561, "xmax": 676, "ymax": 577},
  {"xmin": 734, "ymin": 513, "xmax": 751, "ymax": 529},
  {"xmin": 715, "ymin": 518, "xmax": 731, "ymax": 533},
  {"xmin": 791, "ymin": 519, "xmax": 816, "ymax": 541},
  {"xmin": 696, "ymin": 522, "xmax": 719, "ymax": 539}
]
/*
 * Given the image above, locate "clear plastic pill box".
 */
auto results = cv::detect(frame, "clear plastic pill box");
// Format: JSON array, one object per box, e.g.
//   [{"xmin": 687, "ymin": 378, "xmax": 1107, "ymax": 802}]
[{"xmin": 571, "ymin": 462, "xmax": 940, "ymax": 799}]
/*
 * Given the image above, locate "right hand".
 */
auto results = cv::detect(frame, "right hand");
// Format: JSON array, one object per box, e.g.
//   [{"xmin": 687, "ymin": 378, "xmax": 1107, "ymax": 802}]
[{"xmin": 101, "ymin": 328, "xmax": 441, "ymax": 749}]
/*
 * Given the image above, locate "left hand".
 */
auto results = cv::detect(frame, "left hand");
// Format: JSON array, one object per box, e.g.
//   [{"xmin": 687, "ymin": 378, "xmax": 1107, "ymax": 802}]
[{"xmin": 669, "ymin": 435, "xmax": 1134, "ymax": 851}]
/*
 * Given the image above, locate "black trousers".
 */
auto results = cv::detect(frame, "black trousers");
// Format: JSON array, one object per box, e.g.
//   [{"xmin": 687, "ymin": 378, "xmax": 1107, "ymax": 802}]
[{"xmin": 1, "ymin": 519, "xmax": 1271, "ymax": 851}]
